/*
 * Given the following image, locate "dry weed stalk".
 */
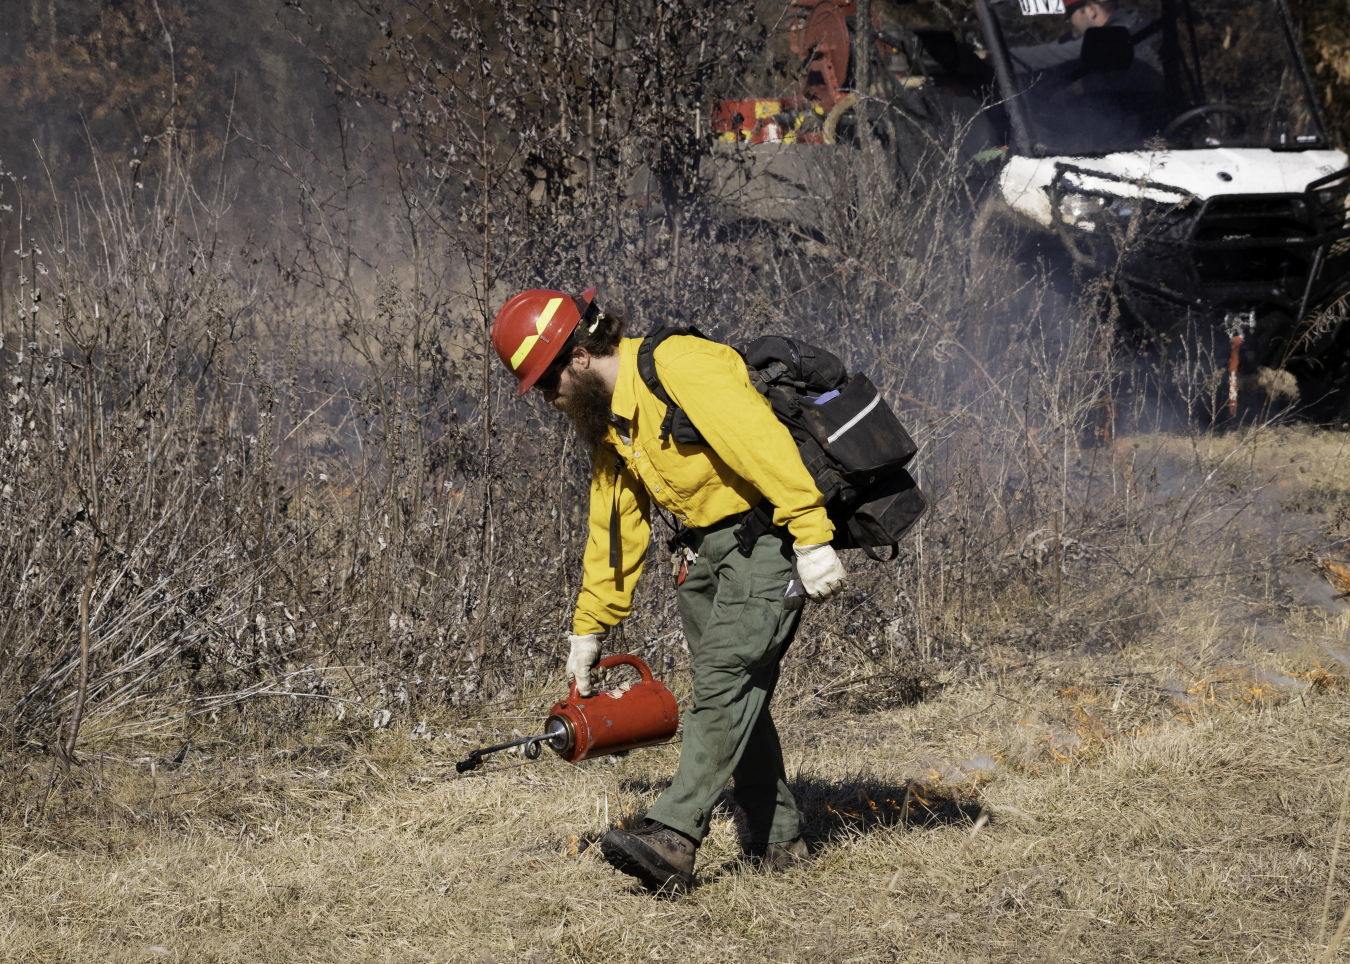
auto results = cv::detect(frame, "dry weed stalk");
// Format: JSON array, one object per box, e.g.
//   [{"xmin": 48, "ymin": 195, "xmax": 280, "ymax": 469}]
[{"xmin": 1320, "ymin": 774, "xmax": 1350, "ymax": 946}]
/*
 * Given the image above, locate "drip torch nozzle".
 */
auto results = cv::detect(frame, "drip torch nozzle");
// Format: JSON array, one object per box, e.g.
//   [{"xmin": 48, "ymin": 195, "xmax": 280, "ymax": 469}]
[{"xmin": 453, "ymin": 720, "xmax": 569, "ymax": 773}]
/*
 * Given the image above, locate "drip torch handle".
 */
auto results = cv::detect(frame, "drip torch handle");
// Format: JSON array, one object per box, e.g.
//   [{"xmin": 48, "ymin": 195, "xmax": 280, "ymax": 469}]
[{"xmin": 567, "ymin": 653, "xmax": 655, "ymax": 699}]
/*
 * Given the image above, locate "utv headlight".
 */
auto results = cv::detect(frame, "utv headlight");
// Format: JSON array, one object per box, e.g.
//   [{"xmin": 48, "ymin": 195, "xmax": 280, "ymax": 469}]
[
  {"xmin": 1059, "ymin": 192, "xmax": 1107, "ymax": 228},
  {"xmin": 1315, "ymin": 188, "xmax": 1348, "ymax": 221},
  {"xmin": 1316, "ymin": 189, "xmax": 1342, "ymax": 206}
]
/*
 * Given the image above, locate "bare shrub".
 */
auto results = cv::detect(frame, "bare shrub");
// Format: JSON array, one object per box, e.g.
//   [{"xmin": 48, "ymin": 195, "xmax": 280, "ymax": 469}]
[{"xmin": 0, "ymin": 4, "xmax": 1312, "ymax": 755}]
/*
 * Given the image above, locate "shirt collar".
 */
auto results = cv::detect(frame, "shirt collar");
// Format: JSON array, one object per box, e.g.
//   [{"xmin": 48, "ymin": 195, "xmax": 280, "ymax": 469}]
[{"xmin": 609, "ymin": 337, "xmax": 639, "ymax": 422}]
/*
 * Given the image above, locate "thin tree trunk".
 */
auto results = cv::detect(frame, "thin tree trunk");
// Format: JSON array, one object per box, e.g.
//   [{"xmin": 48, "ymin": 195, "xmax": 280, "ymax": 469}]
[
  {"xmin": 854, "ymin": 0, "xmax": 871, "ymax": 95},
  {"xmin": 476, "ymin": 17, "xmax": 495, "ymax": 590},
  {"xmin": 587, "ymin": 12, "xmax": 597, "ymax": 185},
  {"xmin": 854, "ymin": 0, "xmax": 878, "ymax": 182}
]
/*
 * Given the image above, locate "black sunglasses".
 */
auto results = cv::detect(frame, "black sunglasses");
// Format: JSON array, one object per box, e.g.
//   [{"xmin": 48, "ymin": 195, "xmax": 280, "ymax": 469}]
[
  {"xmin": 535, "ymin": 308, "xmax": 594, "ymax": 393},
  {"xmin": 535, "ymin": 351, "xmax": 573, "ymax": 393}
]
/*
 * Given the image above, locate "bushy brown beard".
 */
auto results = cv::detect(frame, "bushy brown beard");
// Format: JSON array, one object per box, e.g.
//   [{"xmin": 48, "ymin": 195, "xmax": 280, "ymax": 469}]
[{"xmin": 554, "ymin": 367, "xmax": 614, "ymax": 458}]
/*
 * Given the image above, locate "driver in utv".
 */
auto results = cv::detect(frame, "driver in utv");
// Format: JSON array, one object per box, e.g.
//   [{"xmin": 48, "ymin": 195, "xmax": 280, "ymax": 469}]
[
  {"xmin": 493, "ymin": 286, "xmax": 847, "ymax": 894},
  {"xmin": 1010, "ymin": 0, "xmax": 1159, "ymax": 73}
]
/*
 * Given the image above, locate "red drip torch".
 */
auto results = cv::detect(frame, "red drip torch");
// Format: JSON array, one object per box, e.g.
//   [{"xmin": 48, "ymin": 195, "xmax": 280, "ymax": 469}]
[{"xmin": 455, "ymin": 654, "xmax": 680, "ymax": 773}]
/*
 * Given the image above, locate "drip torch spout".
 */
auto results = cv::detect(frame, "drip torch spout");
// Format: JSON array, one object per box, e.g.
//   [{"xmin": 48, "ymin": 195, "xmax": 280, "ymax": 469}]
[{"xmin": 455, "ymin": 721, "xmax": 569, "ymax": 773}]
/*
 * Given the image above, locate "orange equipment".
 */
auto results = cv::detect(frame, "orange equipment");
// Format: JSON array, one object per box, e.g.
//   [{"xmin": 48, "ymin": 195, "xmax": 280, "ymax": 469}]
[
  {"xmin": 712, "ymin": 98, "xmax": 808, "ymax": 143},
  {"xmin": 711, "ymin": 0, "xmax": 892, "ymax": 147},
  {"xmin": 455, "ymin": 654, "xmax": 680, "ymax": 772},
  {"xmin": 492, "ymin": 285, "xmax": 596, "ymax": 396},
  {"xmin": 544, "ymin": 654, "xmax": 680, "ymax": 763},
  {"xmin": 789, "ymin": 0, "xmax": 885, "ymax": 111}
]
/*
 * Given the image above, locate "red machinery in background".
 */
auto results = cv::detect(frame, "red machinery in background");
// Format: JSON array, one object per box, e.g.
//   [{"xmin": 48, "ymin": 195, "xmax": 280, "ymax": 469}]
[
  {"xmin": 711, "ymin": 97, "xmax": 807, "ymax": 144},
  {"xmin": 712, "ymin": 0, "xmax": 899, "ymax": 145},
  {"xmin": 791, "ymin": 0, "xmax": 882, "ymax": 113}
]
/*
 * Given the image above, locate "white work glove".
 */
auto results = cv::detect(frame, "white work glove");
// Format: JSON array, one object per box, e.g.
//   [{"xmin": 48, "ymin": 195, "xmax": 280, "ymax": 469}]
[
  {"xmin": 565, "ymin": 633, "xmax": 602, "ymax": 697},
  {"xmin": 794, "ymin": 543, "xmax": 848, "ymax": 601}
]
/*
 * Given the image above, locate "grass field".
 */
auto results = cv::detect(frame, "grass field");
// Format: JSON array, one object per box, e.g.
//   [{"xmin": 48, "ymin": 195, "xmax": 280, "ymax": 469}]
[{"xmin": 4, "ymin": 426, "xmax": 1350, "ymax": 963}]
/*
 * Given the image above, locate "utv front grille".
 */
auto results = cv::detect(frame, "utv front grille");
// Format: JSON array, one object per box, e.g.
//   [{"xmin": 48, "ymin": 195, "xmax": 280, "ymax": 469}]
[
  {"xmin": 1051, "ymin": 163, "xmax": 1350, "ymax": 318},
  {"xmin": 1188, "ymin": 193, "xmax": 1322, "ymax": 293}
]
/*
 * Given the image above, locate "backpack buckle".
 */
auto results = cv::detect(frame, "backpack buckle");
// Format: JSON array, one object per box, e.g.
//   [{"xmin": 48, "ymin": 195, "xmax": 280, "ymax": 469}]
[{"xmin": 733, "ymin": 501, "xmax": 776, "ymax": 556}]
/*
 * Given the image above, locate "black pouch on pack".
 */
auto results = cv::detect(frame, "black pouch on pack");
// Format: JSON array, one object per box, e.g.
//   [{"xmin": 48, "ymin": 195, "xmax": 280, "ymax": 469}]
[
  {"xmin": 831, "ymin": 469, "xmax": 929, "ymax": 553},
  {"xmin": 802, "ymin": 373, "xmax": 917, "ymax": 478}
]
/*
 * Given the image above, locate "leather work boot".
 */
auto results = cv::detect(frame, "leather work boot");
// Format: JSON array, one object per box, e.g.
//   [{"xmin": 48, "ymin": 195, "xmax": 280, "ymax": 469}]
[
  {"xmin": 759, "ymin": 837, "xmax": 812, "ymax": 872},
  {"xmin": 600, "ymin": 821, "xmax": 697, "ymax": 894}
]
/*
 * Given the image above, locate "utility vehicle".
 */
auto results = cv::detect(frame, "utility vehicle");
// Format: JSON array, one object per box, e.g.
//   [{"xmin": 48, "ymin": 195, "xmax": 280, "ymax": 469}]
[
  {"xmin": 973, "ymin": 0, "xmax": 1350, "ymax": 406},
  {"xmin": 702, "ymin": 0, "xmax": 1350, "ymax": 409}
]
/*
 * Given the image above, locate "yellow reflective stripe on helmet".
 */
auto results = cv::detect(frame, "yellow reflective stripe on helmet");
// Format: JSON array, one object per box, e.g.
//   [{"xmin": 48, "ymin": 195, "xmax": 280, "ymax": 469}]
[{"xmin": 509, "ymin": 297, "xmax": 564, "ymax": 370}]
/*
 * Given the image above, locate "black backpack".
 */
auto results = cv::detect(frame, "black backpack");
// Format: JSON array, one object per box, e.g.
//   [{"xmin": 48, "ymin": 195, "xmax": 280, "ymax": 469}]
[{"xmin": 636, "ymin": 327, "xmax": 927, "ymax": 560}]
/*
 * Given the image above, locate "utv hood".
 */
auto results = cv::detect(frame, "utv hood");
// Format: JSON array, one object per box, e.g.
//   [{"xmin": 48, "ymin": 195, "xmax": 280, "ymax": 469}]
[{"xmin": 1000, "ymin": 148, "xmax": 1349, "ymax": 228}]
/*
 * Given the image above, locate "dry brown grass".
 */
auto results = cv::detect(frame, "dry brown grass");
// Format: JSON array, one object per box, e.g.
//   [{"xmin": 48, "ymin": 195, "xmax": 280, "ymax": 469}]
[
  {"xmin": 5, "ymin": 18, "xmax": 1350, "ymax": 954},
  {"xmin": 1, "ymin": 649, "xmax": 1345, "ymax": 963},
  {"xmin": 5, "ymin": 430, "xmax": 1350, "ymax": 963}
]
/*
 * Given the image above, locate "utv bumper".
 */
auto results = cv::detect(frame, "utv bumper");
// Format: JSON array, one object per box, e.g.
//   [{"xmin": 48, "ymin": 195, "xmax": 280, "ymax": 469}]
[{"xmin": 1048, "ymin": 162, "xmax": 1350, "ymax": 321}]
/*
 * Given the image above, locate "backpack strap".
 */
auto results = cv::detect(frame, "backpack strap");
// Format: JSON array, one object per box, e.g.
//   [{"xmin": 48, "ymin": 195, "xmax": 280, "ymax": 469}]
[
  {"xmin": 733, "ymin": 500, "xmax": 777, "ymax": 556},
  {"xmin": 637, "ymin": 326, "xmax": 708, "ymax": 443},
  {"xmin": 614, "ymin": 328, "xmax": 707, "ymax": 568},
  {"xmin": 857, "ymin": 542, "xmax": 900, "ymax": 562},
  {"xmin": 846, "ymin": 516, "xmax": 899, "ymax": 561},
  {"xmin": 609, "ymin": 455, "xmax": 622, "ymax": 569}
]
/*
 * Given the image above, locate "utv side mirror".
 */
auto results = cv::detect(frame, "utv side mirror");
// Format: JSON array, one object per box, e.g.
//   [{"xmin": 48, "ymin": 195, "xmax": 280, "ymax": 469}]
[{"xmin": 1079, "ymin": 25, "xmax": 1134, "ymax": 72}]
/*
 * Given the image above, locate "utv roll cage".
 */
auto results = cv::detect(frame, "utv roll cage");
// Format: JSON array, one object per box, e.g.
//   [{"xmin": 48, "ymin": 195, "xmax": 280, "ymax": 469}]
[{"xmin": 971, "ymin": 0, "xmax": 1331, "ymax": 156}]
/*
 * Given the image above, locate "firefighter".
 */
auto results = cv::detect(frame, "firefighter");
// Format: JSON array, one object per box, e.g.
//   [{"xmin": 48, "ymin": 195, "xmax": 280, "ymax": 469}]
[{"xmin": 493, "ymin": 286, "xmax": 847, "ymax": 893}]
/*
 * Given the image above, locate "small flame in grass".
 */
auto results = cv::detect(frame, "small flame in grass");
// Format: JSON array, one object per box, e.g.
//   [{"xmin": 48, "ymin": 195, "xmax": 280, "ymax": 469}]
[
  {"xmin": 819, "ymin": 782, "xmax": 981, "ymax": 827},
  {"xmin": 1039, "ymin": 687, "xmax": 1115, "ymax": 765},
  {"xmin": 1015, "ymin": 663, "xmax": 1345, "ymax": 778},
  {"xmin": 1318, "ymin": 559, "xmax": 1350, "ymax": 600},
  {"xmin": 1017, "ymin": 687, "xmax": 1155, "ymax": 771},
  {"xmin": 1165, "ymin": 665, "xmax": 1305, "ymax": 719},
  {"xmin": 1300, "ymin": 662, "xmax": 1347, "ymax": 694}
]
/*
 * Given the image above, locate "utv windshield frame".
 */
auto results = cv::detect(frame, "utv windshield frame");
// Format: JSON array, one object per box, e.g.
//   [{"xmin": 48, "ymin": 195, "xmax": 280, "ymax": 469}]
[{"xmin": 973, "ymin": 0, "xmax": 1332, "ymax": 157}]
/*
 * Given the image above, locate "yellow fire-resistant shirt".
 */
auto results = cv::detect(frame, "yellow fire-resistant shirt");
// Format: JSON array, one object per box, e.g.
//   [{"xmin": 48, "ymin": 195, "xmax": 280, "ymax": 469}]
[{"xmin": 572, "ymin": 334, "xmax": 833, "ymax": 635}]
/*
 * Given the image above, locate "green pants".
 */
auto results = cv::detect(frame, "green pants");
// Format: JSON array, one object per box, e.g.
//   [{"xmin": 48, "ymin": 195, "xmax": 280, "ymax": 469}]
[{"xmin": 645, "ymin": 520, "xmax": 805, "ymax": 846}]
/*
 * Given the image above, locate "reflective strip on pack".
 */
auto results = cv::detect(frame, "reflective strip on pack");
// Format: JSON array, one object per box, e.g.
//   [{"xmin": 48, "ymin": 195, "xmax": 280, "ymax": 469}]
[{"xmin": 826, "ymin": 391, "xmax": 880, "ymax": 444}]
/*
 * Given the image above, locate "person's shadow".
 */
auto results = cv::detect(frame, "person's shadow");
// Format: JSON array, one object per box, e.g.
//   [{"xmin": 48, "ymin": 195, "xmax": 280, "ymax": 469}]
[
  {"xmin": 610, "ymin": 774, "xmax": 983, "ymax": 839},
  {"xmin": 791, "ymin": 773, "xmax": 984, "ymax": 844},
  {"xmin": 690, "ymin": 775, "xmax": 984, "ymax": 884},
  {"xmin": 590, "ymin": 774, "xmax": 984, "ymax": 891}
]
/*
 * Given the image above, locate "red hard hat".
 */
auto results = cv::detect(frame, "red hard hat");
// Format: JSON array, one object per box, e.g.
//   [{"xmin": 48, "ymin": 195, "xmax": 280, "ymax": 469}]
[{"xmin": 492, "ymin": 286, "xmax": 597, "ymax": 397}]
